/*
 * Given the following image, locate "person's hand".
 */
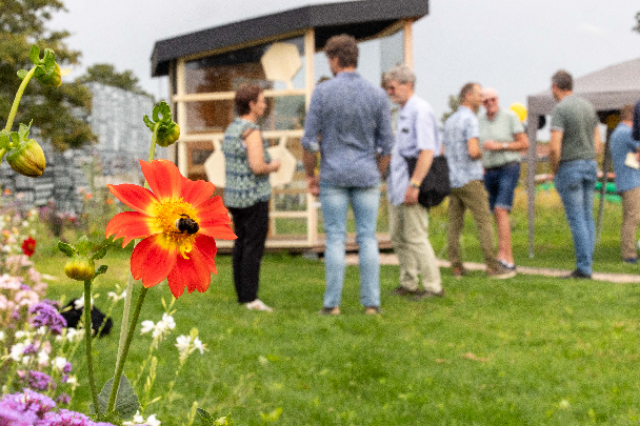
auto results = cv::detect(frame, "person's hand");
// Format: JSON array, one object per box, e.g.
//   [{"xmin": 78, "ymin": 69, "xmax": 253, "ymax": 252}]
[
  {"xmin": 270, "ymin": 159, "xmax": 282, "ymax": 172},
  {"xmin": 482, "ymin": 140, "xmax": 500, "ymax": 151},
  {"xmin": 306, "ymin": 176, "xmax": 319, "ymax": 196},
  {"xmin": 404, "ymin": 186, "xmax": 419, "ymax": 205}
]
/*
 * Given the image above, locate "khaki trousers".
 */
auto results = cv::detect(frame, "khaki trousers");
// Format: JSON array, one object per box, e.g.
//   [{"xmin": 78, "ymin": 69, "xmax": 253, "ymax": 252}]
[
  {"xmin": 389, "ymin": 202, "xmax": 442, "ymax": 293},
  {"xmin": 447, "ymin": 180, "xmax": 498, "ymax": 270},
  {"xmin": 621, "ymin": 186, "xmax": 640, "ymax": 259}
]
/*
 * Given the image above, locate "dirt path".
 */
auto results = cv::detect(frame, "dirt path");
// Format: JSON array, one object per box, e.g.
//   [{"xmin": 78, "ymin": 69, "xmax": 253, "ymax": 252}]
[{"xmin": 343, "ymin": 253, "xmax": 640, "ymax": 284}]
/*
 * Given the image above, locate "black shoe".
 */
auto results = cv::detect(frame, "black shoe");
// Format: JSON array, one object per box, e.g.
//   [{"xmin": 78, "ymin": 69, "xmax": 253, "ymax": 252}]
[
  {"xmin": 391, "ymin": 286, "xmax": 420, "ymax": 296},
  {"xmin": 414, "ymin": 289, "xmax": 445, "ymax": 300},
  {"xmin": 562, "ymin": 270, "xmax": 592, "ymax": 279}
]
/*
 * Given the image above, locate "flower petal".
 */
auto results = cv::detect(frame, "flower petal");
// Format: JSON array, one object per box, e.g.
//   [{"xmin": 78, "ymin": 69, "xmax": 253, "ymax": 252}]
[
  {"xmin": 106, "ymin": 212, "xmax": 157, "ymax": 247},
  {"xmin": 108, "ymin": 184, "xmax": 158, "ymax": 215},
  {"xmin": 167, "ymin": 246, "xmax": 212, "ymax": 297},
  {"xmin": 196, "ymin": 197, "xmax": 237, "ymax": 240},
  {"xmin": 181, "ymin": 177, "xmax": 215, "ymax": 207},
  {"xmin": 194, "ymin": 234, "xmax": 218, "ymax": 275},
  {"xmin": 140, "ymin": 159, "xmax": 182, "ymax": 202},
  {"xmin": 131, "ymin": 235, "xmax": 177, "ymax": 288}
]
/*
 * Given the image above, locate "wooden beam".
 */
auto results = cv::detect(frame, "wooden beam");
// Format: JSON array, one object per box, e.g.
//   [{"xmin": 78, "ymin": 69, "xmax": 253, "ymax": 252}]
[
  {"xmin": 176, "ymin": 58, "xmax": 188, "ymax": 174},
  {"xmin": 304, "ymin": 27, "xmax": 318, "ymax": 246},
  {"xmin": 403, "ymin": 19, "xmax": 414, "ymax": 70},
  {"xmin": 174, "ymin": 89, "xmax": 307, "ymax": 102}
]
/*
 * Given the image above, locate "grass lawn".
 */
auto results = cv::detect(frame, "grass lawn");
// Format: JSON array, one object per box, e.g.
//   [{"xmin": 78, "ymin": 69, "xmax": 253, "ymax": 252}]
[{"xmin": 36, "ymin": 244, "xmax": 640, "ymax": 425}]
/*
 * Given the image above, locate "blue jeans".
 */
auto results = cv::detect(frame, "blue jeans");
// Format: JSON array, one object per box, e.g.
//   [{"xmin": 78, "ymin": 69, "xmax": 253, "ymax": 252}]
[
  {"xmin": 554, "ymin": 160, "xmax": 597, "ymax": 275},
  {"xmin": 320, "ymin": 182, "xmax": 381, "ymax": 308}
]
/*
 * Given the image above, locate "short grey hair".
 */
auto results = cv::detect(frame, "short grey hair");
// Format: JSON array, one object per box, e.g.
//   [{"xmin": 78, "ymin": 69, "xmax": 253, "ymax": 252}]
[
  {"xmin": 385, "ymin": 64, "xmax": 416, "ymax": 87},
  {"xmin": 552, "ymin": 70, "xmax": 573, "ymax": 91}
]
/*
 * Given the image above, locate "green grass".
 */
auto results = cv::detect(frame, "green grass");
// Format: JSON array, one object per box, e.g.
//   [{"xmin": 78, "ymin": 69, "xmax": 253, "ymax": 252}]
[{"xmin": 36, "ymin": 247, "xmax": 640, "ymax": 426}]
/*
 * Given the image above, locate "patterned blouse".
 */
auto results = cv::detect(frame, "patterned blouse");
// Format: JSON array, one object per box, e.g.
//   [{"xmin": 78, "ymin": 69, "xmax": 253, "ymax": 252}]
[{"xmin": 221, "ymin": 118, "xmax": 272, "ymax": 208}]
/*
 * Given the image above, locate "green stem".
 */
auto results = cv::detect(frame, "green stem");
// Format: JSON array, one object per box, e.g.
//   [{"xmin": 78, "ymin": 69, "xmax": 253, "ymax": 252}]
[
  {"xmin": 148, "ymin": 123, "xmax": 159, "ymax": 162},
  {"xmin": 84, "ymin": 280, "xmax": 100, "ymax": 416},
  {"xmin": 106, "ymin": 286, "xmax": 149, "ymax": 414},
  {"xmin": 1, "ymin": 66, "xmax": 37, "ymax": 164}
]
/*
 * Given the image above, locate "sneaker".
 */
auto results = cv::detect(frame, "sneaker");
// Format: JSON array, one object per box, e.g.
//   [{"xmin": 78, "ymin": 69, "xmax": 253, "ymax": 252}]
[
  {"xmin": 452, "ymin": 266, "xmax": 466, "ymax": 279},
  {"xmin": 498, "ymin": 259, "xmax": 516, "ymax": 271},
  {"xmin": 364, "ymin": 306, "xmax": 380, "ymax": 315},
  {"xmin": 623, "ymin": 257, "xmax": 638, "ymax": 264},
  {"xmin": 245, "ymin": 299, "xmax": 274, "ymax": 312},
  {"xmin": 415, "ymin": 288, "xmax": 445, "ymax": 300},
  {"xmin": 486, "ymin": 264, "xmax": 516, "ymax": 279},
  {"xmin": 391, "ymin": 286, "xmax": 420, "ymax": 296},
  {"xmin": 319, "ymin": 306, "xmax": 340, "ymax": 316},
  {"xmin": 561, "ymin": 269, "xmax": 592, "ymax": 279}
]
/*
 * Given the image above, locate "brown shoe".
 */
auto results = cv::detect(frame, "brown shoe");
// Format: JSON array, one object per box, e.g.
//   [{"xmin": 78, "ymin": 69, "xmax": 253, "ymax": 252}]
[
  {"xmin": 452, "ymin": 266, "xmax": 466, "ymax": 279},
  {"xmin": 487, "ymin": 264, "xmax": 517, "ymax": 279},
  {"xmin": 391, "ymin": 286, "xmax": 420, "ymax": 296},
  {"xmin": 364, "ymin": 306, "xmax": 380, "ymax": 315},
  {"xmin": 415, "ymin": 289, "xmax": 445, "ymax": 300},
  {"xmin": 319, "ymin": 306, "xmax": 340, "ymax": 316}
]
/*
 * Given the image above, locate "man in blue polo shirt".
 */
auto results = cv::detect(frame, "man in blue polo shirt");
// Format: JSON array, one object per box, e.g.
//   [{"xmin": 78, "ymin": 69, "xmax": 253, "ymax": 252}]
[
  {"xmin": 610, "ymin": 104, "xmax": 640, "ymax": 263},
  {"xmin": 302, "ymin": 34, "xmax": 394, "ymax": 316},
  {"xmin": 384, "ymin": 64, "xmax": 443, "ymax": 300}
]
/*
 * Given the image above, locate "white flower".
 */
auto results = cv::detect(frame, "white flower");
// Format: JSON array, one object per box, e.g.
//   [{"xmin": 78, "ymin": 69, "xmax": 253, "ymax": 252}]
[
  {"xmin": 161, "ymin": 313, "xmax": 176, "ymax": 330},
  {"xmin": 0, "ymin": 331, "xmax": 4, "ymax": 342},
  {"xmin": 74, "ymin": 293, "xmax": 98, "ymax": 309},
  {"xmin": 124, "ymin": 411, "xmax": 161, "ymax": 426},
  {"xmin": 108, "ymin": 290, "xmax": 126, "ymax": 303},
  {"xmin": 10, "ymin": 343, "xmax": 26, "ymax": 361},
  {"xmin": 14, "ymin": 331, "xmax": 27, "ymax": 340},
  {"xmin": 21, "ymin": 355, "xmax": 32, "ymax": 365},
  {"xmin": 37, "ymin": 351, "xmax": 49, "ymax": 366},
  {"xmin": 140, "ymin": 320, "xmax": 155, "ymax": 335},
  {"xmin": 193, "ymin": 337, "xmax": 206, "ymax": 355},
  {"xmin": 37, "ymin": 327, "xmax": 47, "ymax": 335},
  {"xmin": 175, "ymin": 335, "xmax": 191, "ymax": 356},
  {"xmin": 66, "ymin": 375, "xmax": 78, "ymax": 390},
  {"xmin": 65, "ymin": 328, "xmax": 83, "ymax": 342},
  {"xmin": 53, "ymin": 357, "xmax": 67, "ymax": 371}
]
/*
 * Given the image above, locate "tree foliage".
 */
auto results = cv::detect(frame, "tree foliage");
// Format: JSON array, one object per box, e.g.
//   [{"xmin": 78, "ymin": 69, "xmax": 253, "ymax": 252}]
[
  {"xmin": 634, "ymin": 11, "xmax": 640, "ymax": 33},
  {"xmin": 77, "ymin": 64, "xmax": 153, "ymax": 99},
  {"xmin": 0, "ymin": 0, "xmax": 95, "ymax": 150},
  {"xmin": 441, "ymin": 94, "xmax": 460, "ymax": 124}
]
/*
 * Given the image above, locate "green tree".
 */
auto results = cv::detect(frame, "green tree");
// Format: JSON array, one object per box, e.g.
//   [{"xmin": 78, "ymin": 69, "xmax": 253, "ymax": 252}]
[
  {"xmin": 77, "ymin": 64, "xmax": 153, "ymax": 99},
  {"xmin": 634, "ymin": 11, "xmax": 640, "ymax": 33},
  {"xmin": 441, "ymin": 94, "xmax": 460, "ymax": 124},
  {"xmin": 0, "ymin": 0, "xmax": 95, "ymax": 150}
]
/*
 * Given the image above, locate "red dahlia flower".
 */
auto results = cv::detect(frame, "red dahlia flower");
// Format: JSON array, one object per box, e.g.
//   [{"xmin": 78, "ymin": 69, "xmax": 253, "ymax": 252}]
[
  {"xmin": 22, "ymin": 236, "xmax": 37, "ymax": 257},
  {"xmin": 105, "ymin": 160, "xmax": 236, "ymax": 298}
]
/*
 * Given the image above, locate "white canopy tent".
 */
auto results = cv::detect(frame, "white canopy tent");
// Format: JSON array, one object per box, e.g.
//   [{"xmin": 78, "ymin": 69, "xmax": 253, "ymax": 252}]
[{"xmin": 525, "ymin": 58, "xmax": 640, "ymax": 257}]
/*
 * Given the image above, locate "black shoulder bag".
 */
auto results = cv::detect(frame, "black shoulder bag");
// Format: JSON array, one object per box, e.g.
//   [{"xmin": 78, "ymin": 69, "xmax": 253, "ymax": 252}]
[{"xmin": 405, "ymin": 156, "xmax": 451, "ymax": 208}]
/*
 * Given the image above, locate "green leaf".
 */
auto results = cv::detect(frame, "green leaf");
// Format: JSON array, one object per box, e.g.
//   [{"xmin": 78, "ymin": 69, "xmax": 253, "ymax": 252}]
[
  {"xmin": 29, "ymin": 45, "xmax": 40, "ymax": 64},
  {"xmin": 10, "ymin": 132, "xmax": 19, "ymax": 146},
  {"xmin": 76, "ymin": 236, "xmax": 92, "ymax": 256},
  {"xmin": 153, "ymin": 101, "xmax": 173, "ymax": 123},
  {"xmin": 92, "ymin": 245, "xmax": 108, "ymax": 261},
  {"xmin": 57, "ymin": 241, "xmax": 77, "ymax": 257},
  {"xmin": 17, "ymin": 69, "xmax": 28, "ymax": 80},
  {"xmin": 18, "ymin": 121, "xmax": 32, "ymax": 141},
  {"xmin": 215, "ymin": 414, "xmax": 233, "ymax": 426},
  {"xmin": 0, "ymin": 130, "xmax": 10, "ymax": 150},
  {"xmin": 143, "ymin": 114, "xmax": 156, "ymax": 132},
  {"xmin": 94, "ymin": 265, "xmax": 108, "ymax": 278},
  {"xmin": 260, "ymin": 407, "xmax": 282, "ymax": 423},
  {"xmin": 93, "ymin": 375, "xmax": 140, "ymax": 420},
  {"xmin": 196, "ymin": 408, "xmax": 215, "ymax": 426},
  {"xmin": 42, "ymin": 48, "xmax": 56, "ymax": 67}
]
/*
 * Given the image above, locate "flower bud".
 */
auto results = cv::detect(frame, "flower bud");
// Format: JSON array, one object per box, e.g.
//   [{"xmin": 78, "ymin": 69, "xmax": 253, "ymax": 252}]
[
  {"xmin": 39, "ymin": 63, "xmax": 62, "ymax": 87},
  {"xmin": 156, "ymin": 124, "xmax": 180, "ymax": 147},
  {"xmin": 64, "ymin": 256, "xmax": 95, "ymax": 281},
  {"xmin": 7, "ymin": 139, "xmax": 46, "ymax": 177}
]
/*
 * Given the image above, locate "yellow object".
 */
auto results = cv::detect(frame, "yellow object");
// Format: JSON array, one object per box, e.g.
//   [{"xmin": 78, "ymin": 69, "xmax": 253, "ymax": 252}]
[
  {"xmin": 605, "ymin": 113, "xmax": 620, "ymax": 130},
  {"xmin": 509, "ymin": 102, "xmax": 528, "ymax": 122}
]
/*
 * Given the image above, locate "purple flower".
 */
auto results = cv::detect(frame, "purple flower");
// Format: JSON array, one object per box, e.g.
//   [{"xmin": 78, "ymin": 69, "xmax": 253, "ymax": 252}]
[
  {"xmin": 0, "ymin": 388, "xmax": 55, "ymax": 418},
  {"xmin": 23, "ymin": 343, "xmax": 38, "ymax": 355},
  {"xmin": 61, "ymin": 375, "xmax": 69, "ymax": 383},
  {"xmin": 63, "ymin": 362, "xmax": 72, "ymax": 374},
  {"xmin": 54, "ymin": 394, "xmax": 70, "ymax": 406},
  {"xmin": 28, "ymin": 371, "xmax": 54, "ymax": 391},
  {"xmin": 0, "ymin": 405, "xmax": 38, "ymax": 426},
  {"xmin": 29, "ymin": 301, "xmax": 67, "ymax": 335},
  {"xmin": 41, "ymin": 408, "xmax": 91, "ymax": 425}
]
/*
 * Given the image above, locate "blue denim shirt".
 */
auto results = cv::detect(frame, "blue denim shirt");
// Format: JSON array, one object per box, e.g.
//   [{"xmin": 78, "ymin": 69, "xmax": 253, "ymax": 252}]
[
  {"xmin": 610, "ymin": 122, "xmax": 640, "ymax": 193},
  {"xmin": 442, "ymin": 106, "xmax": 483, "ymax": 189},
  {"xmin": 387, "ymin": 95, "xmax": 441, "ymax": 206},
  {"xmin": 301, "ymin": 72, "xmax": 394, "ymax": 187}
]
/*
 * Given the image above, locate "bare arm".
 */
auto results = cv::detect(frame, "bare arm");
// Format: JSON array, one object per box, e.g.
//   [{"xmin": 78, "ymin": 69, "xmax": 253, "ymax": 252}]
[
  {"xmin": 303, "ymin": 150, "xmax": 319, "ymax": 196},
  {"xmin": 467, "ymin": 137, "xmax": 482, "ymax": 159},
  {"xmin": 404, "ymin": 149, "xmax": 434, "ymax": 205},
  {"xmin": 483, "ymin": 132, "xmax": 529, "ymax": 152},
  {"xmin": 246, "ymin": 130, "xmax": 280, "ymax": 175},
  {"xmin": 549, "ymin": 129, "xmax": 563, "ymax": 174},
  {"xmin": 594, "ymin": 126, "xmax": 603, "ymax": 155},
  {"xmin": 377, "ymin": 154, "xmax": 391, "ymax": 176}
]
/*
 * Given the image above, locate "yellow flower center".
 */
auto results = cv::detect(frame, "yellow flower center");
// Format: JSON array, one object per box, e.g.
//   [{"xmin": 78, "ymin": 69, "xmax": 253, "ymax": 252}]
[{"xmin": 153, "ymin": 198, "xmax": 199, "ymax": 259}]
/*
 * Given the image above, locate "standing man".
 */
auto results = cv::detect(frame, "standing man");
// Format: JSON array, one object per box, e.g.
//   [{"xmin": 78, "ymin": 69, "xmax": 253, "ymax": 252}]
[
  {"xmin": 443, "ymin": 82, "xmax": 515, "ymax": 279},
  {"xmin": 549, "ymin": 70, "xmax": 602, "ymax": 279},
  {"xmin": 479, "ymin": 88, "xmax": 529, "ymax": 271},
  {"xmin": 302, "ymin": 34, "xmax": 394, "ymax": 315},
  {"xmin": 609, "ymin": 104, "xmax": 640, "ymax": 263},
  {"xmin": 384, "ymin": 64, "xmax": 443, "ymax": 299}
]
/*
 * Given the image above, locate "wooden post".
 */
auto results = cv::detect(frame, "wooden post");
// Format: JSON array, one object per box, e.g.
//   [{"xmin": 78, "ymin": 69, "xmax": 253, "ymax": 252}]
[
  {"xmin": 304, "ymin": 28, "xmax": 318, "ymax": 247},
  {"xmin": 176, "ymin": 58, "xmax": 188, "ymax": 175},
  {"xmin": 403, "ymin": 20, "xmax": 414, "ymax": 69}
]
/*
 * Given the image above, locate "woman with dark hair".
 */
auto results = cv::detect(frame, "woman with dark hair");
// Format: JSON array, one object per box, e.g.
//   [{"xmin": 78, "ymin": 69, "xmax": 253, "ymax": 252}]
[{"xmin": 222, "ymin": 84, "xmax": 281, "ymax": 312}]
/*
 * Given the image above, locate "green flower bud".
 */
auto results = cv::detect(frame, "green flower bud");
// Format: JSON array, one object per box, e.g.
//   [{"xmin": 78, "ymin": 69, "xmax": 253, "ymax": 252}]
[
  {"xmin": 156, "ymin": 123, "xmax": 180, "ymax": 147},
  {"xmin": 64, "ymin": 256, "xmax": 96, "ymax": 281},
  {"xmin": 7, "ymin": 139, "xmax": 46, "ymax": 177},
  {"xmin": 38, "ymin": 63, "xmax": 62, "ymax": 87}
]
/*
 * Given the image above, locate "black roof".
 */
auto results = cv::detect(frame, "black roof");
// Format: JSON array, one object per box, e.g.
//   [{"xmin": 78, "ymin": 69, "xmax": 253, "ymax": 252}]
[{"xmin": 151, "ymin": 0, "xmax": 429, "ymax": 77}]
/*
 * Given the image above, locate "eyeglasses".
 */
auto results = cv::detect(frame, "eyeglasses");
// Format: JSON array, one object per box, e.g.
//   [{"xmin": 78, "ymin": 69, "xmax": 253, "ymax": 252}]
[{"xmin": 483, "ymin": 97, "xmax": 497, "ymax": 104}]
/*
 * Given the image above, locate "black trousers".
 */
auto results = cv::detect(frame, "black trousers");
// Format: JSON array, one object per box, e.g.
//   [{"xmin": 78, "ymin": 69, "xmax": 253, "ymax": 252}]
[{"xmin": 228, "ymin": 201, "xmax": 269, "ymax": 304}]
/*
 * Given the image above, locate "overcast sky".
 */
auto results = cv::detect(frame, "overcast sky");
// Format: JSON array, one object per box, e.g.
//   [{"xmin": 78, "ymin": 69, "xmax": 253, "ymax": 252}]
[{"xmin": 51, "ymin": 0, "xmax": 640, "ymax": 126}]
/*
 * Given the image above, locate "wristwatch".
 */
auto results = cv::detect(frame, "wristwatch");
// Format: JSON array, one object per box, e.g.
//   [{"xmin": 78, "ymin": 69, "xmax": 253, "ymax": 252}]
[
  {"xmin": 410, "ymin": 179, "xmax": 421, "ymax": 189},
  {"xmin": 502, "ymin": 142, "xmax": 508, "ymax": 150}
]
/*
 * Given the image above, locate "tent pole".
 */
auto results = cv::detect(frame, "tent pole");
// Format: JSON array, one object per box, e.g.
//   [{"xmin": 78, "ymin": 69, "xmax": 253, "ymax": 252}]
[{"xmin": 526, "ymin": 111, "xmax": 539, "ymax": 259}]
